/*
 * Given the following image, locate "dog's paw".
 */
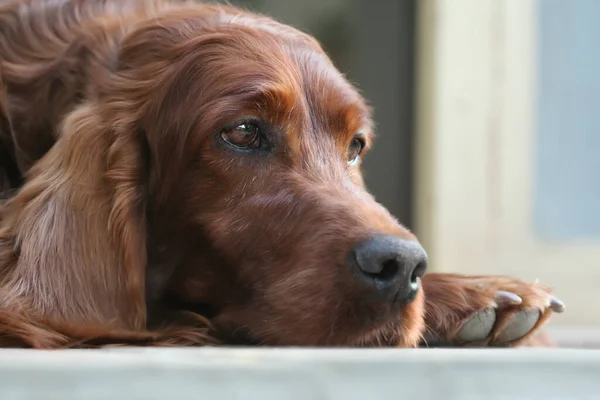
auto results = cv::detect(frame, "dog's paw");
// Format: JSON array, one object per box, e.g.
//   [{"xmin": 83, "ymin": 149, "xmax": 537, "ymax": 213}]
[{"xmin": 420, "ymin": 274, "xmax": 564, "ymax": 347}]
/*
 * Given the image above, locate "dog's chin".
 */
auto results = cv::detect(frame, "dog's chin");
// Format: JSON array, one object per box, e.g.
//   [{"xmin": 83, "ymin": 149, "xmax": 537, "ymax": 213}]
[
  {"xmin": 215, "ymin": 324, "xmax": 265, "ymax": 346},
  {"xmin": 353, "ymin": 324, "xmax": 404, "ymax": 347},
  {"xmin": 167, "ymin": 299, "xmax": 412, "ymax": 347},
  {"xmin": 223, "ymin": 328, "xmax": 405, "ymax": 348},
  {"xmin": 213, "ymin": 319, "xmax": 406, "ymax": 347}
]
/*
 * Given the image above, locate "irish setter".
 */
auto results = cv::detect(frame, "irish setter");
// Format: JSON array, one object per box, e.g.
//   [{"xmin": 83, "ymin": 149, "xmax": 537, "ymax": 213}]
[{"xmin": 0, "ymin": 0, "xmax": 564, "ymax": 348}]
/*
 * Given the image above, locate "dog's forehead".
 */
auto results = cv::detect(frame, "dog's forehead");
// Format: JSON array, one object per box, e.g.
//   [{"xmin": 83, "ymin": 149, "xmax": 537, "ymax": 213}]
[
  {"xmin": 292, "ymin": 48, "xmax": 373, "ymax": 139},
  {"xmin": 219, "ymin": 12, "xmax": 374, "ymax": 139}
]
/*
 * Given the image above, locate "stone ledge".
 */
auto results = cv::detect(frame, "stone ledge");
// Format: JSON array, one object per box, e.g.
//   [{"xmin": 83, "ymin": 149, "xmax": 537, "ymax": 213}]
[{"xmin": 1, "ymin": 348, "xmax": 599, "ymax": 400}]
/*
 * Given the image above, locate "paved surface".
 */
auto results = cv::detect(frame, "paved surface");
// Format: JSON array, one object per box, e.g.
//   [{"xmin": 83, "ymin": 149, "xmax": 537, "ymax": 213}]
[{"xmin": 1, "ymin": 348, "xmax": 599, "ymax": 400}]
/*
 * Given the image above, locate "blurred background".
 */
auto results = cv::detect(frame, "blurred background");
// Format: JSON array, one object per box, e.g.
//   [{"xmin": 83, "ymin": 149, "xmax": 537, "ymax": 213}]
[{"xmin": 219, "ymin": 0, "xmax": 599, "ymax": 346}]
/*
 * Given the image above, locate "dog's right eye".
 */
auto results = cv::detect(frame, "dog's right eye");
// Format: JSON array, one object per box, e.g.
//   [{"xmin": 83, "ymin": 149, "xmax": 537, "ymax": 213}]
[{"xmin": 221, "ymin": 122, "xmax": 261, "ymax": 149}]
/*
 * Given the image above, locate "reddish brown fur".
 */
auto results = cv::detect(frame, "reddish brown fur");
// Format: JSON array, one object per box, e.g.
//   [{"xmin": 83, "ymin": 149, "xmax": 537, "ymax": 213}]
[{"xmin": 0, "ymin": 0, "xmax": 557, "ymax": 348}]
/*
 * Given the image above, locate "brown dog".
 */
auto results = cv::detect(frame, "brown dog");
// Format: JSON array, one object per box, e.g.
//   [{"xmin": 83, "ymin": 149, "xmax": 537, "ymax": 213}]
[{"xmin": 0, "ymin": 0, "xmax": 563, "ymax": 348}]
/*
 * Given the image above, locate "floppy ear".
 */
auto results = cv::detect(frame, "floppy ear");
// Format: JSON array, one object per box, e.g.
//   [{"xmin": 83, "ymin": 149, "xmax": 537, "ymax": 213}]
[
  {"xmin": 0, "ymin": 104, "xmax": 148, "ymax": 330},
  {"xmin": 0, "ymin": 78, "xmax": 20, "ymax": 194}
]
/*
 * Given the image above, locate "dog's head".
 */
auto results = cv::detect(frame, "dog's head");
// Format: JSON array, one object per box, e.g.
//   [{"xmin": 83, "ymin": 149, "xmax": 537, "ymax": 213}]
[{"xmin": 11, "ymin": 4, "xmax": 427, "ymax": 346}]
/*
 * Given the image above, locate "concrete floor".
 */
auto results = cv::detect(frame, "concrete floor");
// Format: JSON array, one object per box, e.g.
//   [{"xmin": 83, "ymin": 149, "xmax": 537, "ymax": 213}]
[{"xmin": 1, "ymin": 347, "xmax": 599, "ymax": 400}]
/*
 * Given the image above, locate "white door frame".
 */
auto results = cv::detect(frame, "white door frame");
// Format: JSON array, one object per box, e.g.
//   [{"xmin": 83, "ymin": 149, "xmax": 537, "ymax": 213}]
[{"xmin": 413, "ymin": 0, "xmax": 600, "ymax": 328}]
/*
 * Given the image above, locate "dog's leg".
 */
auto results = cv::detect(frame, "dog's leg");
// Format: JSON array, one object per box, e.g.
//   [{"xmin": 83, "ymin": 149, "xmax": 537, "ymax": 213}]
[{"xmin": 419, "ymin": 273, "xmax": 564, "ymax": 347}]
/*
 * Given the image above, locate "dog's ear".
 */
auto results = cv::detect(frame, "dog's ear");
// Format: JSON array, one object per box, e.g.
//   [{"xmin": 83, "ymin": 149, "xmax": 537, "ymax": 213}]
[
  {"xmin": 0, "ymin": 77, "xmax": 21, "ymax": 194},
  {"xmin": 1, "ymin": 104, "xmax": 149, "ymax": 330}
]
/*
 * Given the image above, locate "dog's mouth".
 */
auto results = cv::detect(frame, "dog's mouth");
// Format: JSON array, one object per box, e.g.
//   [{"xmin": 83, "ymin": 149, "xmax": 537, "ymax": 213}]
[
  {"xmin": 211, "ymin": 316, "xmax": 403, "ymax": 347},
  {"xmin": 212, "ymin": 323, "xmax": 400, "ymax": 347},
  {"xmin": 160, "ymin": 294, "xmax": 405, "ymax": 347},
  {"xmin": 216, "ymin": 325, "xmax": 264, "ymax": 346},
  {"xmin": 159, "ymin": 297, "xmax": 262, "ymax": 345}
]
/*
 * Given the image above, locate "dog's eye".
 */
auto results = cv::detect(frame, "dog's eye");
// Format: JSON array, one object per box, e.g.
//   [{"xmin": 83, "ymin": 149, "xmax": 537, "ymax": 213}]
[
  {"xmin": 221, "ymin": 122, "xmax": 261, "ymax": 149},
  {"xmin": 347, "ymin": 137, "xmax": 364, "ymax": 166}
]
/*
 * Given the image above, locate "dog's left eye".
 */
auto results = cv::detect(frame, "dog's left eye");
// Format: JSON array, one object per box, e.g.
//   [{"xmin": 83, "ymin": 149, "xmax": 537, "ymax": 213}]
[
  {"xmin": 221, "ymin": 122, "xmax": 261, "ymax": 149},
  {"xmin": 347, "ymin": 137, "xmax": 364, "ymax": 166}
]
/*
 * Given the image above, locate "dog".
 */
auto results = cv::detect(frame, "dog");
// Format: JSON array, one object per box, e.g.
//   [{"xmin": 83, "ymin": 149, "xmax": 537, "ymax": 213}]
[{"xmin": 0, "ymin": 0, "xmax": 563, "ymax": 348}]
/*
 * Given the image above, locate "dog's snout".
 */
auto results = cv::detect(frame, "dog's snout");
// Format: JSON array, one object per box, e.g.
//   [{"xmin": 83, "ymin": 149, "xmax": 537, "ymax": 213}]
[{"xmin": 351, "ymin": 235, "xmax": 428, "ymax": 304}]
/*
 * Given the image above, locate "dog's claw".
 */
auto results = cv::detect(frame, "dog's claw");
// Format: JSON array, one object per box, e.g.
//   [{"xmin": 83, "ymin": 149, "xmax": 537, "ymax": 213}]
[
  {"xmin": 550, "ymin": 296, "xmax": 565, "ymax": 313},
  {"xmin": 495, "ymin": 290, "xmax": 522, "ymax": 307}
]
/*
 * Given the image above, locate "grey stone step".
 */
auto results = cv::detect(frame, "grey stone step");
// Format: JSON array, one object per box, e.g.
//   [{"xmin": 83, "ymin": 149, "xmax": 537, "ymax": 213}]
[{"xmin": 1, "ymin": 348, "xmax": 599, "ymax": 400}]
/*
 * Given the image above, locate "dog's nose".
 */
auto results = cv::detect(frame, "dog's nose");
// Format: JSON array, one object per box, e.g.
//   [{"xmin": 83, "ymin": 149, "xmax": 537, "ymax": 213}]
[{"xmin": 351, "ymin": 235, "xmax": 428, "ymax": 304}]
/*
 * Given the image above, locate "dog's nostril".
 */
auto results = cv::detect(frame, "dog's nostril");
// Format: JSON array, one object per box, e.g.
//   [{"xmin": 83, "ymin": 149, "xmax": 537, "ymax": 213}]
[
  {"xmin": 412, "ymin": 261, "xmax": 427, "ymax": 282},
  {"xmin": 410, "ymin": 261, "xmax": 427, "ymax": 288},
  {"xmin": 363, "ymin": 259, "xmax": 400, "ymax": 283}
]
